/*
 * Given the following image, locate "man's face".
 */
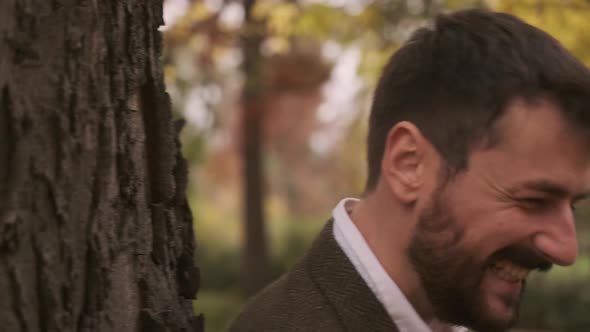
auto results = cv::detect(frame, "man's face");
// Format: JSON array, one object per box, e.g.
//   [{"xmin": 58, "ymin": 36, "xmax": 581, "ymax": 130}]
[{"xmin": 408, "ymin": 98, "xmax": 590, "ymax": 332}]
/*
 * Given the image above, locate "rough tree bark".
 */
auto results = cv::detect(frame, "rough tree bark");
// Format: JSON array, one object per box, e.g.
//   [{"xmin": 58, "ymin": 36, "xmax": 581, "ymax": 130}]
[
  {"xmin": 240, "ymin": 0, "xmax": 272, "ymax": 297},
  {"xmin": 0, "ymin": 1, "xmax": 201, "ymax": 331}
]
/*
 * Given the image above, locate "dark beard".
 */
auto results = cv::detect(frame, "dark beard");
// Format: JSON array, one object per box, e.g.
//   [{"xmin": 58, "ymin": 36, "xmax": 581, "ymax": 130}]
[{"xmin": 407, "ymin": 188, "xmax": 520, "ymax": 332}]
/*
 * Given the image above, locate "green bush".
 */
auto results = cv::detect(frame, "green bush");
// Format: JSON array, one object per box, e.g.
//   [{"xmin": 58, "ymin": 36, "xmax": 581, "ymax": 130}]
[
  {"xmin": 517, "ymin": 263, "xmax": 590, "ymax": 331},
  {"xmin": 194, "ymin": 290, "xmax": 244, "ymax": 332}
]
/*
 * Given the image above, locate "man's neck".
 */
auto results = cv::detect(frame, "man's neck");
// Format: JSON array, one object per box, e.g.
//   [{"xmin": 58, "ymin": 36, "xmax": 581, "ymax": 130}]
[{"xmin": 350, "ymin": 196, "xmax": 437, "ymax": 324}]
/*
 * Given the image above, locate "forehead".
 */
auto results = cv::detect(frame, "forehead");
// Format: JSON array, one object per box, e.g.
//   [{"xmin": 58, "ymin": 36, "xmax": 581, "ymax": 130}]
[
  {"xmin": 470, "ymin": 97, "xmax": 590, "ymax": 193},
  {"xmin": 495, "ymin": 97, "xmax": 579, "ymax": 136}
]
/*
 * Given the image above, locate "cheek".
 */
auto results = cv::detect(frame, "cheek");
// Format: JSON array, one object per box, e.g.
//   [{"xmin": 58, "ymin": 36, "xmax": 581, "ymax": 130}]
[{"xmin": 453, "ymin": 206, "xmax": 529, "ymax": 259}]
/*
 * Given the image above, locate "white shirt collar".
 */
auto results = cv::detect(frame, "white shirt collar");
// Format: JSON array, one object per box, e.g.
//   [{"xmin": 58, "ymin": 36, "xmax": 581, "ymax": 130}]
[{"xmin": 332, "ymin": 198, "xmax": 467, "ymax": 332}]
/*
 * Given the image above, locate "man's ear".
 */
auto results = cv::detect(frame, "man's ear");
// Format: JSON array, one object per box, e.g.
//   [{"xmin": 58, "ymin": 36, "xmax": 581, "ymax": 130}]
[{"xmin": 381, "ymin": 122, "xmax": 426, "ymax": 204}]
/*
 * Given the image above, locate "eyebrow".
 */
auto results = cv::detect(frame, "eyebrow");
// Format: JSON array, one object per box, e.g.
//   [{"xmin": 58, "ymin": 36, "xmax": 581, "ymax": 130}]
[{"xmin": 515, "ymin": 180, "xmax": 590, "ymax": 201}]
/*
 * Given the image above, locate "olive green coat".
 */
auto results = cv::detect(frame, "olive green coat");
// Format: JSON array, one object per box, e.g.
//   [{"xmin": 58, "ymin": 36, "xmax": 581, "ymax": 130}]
[{"xmin": 228, "ymin": 221, "xmax": 399, "ymax": 332}]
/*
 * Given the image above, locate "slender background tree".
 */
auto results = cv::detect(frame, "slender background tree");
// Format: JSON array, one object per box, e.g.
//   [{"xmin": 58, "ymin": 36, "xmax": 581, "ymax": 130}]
[{"xmin": 240, "ymin": 0, "xmax": 272, "ymax": 297}]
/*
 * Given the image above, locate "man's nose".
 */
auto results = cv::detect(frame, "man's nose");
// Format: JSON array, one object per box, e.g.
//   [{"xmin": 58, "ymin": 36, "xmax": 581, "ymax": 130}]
[{"xmin": 532, "ymin": 206, "xmax": 578, "ymax": 266}]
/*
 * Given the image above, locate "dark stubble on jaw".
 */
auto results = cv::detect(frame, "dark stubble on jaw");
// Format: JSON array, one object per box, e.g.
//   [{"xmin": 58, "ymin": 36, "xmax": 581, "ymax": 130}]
[{"xmin": 407, "ymin": 186, "xmax": 520, "ymax": 332}]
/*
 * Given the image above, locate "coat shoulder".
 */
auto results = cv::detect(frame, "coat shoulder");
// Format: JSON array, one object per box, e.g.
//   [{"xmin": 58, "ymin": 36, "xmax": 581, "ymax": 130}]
[{"xmin": 228, "ymin": 260, "xmax": 343, "ymax": 332}]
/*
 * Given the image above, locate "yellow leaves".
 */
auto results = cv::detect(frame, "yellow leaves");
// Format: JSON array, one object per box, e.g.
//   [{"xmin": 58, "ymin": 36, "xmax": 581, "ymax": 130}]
[
  {"xmin": 358, "ymin": 45, "xmax": 398, "ymax": 84},
  {"xmin": 187, "ymin": 34, "xmax": 208, "ymax": 53},
  {"xmin": 357, "ymin": 5, "xmax": 385, "ymax": 29},
  {"xmin": 268, "ymin": 4, "xmax": 299, "ymax": 36},
  {"xmin": 178, "ymin": 2, "xmax": 214, "ymax": 35},
  {"xmin": 211, "ymin": 45, "xmax": 227, "ymax": 65},
  {"xmin": 164, "ymin": 64, "xmax": 177, "ymax": 85},
  {"xmin": 187, "ymin": 2, "xmax": 214, "ymax": 23},
  {"xmin": 492, "ymin": 0, "xmax": 590, "ymax": 66},
  {"xmin": 252, "ymin": 0, "xmax": 280, "ymax": 19},
  {"xmin": 263, "ymin": 36, "xmax": 291, "ymax": 55},
  {"xmin": 164, "ymin": 2, "xmax": 215, "ymax": 46},
  {"xmin": 442, "ymin": 0, "xmax": 486, "ymax": 10},
  {"xmin": 292, "ymin": 4, "xmax": 356, "ymax": 42},
  {"xmin": 255, "ymin": 2, "xmax": 300, "ymax": 36}
]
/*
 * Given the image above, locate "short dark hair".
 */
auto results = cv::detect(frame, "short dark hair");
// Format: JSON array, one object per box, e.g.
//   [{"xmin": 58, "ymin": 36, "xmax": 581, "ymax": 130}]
[{"xmin": 365, "ymin": 9, "xmax": 590, "ymax": 192}]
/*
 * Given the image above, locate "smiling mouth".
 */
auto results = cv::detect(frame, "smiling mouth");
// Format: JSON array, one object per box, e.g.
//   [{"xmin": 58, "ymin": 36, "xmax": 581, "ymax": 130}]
[{"xmin": 489, "ymin": 259, "xmax": 531, "ymax": 283}]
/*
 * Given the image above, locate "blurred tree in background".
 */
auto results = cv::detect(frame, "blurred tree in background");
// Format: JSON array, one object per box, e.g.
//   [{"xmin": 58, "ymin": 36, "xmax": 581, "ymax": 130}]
[{"xmin": 162, "ymin": 0, "xmax": 590, "ymax": 331}]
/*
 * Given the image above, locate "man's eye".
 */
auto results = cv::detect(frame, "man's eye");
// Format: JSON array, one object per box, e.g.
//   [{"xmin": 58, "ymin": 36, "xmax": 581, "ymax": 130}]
[{"xmin": 518, "ymin": 198, "xmax": 549, "ymax": 210}]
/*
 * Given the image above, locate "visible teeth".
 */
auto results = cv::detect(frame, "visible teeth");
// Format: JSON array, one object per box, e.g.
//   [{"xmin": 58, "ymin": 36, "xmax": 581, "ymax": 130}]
[{"xmin": 490, "ymin": 260, "xmax": 530, "ymax": 282}]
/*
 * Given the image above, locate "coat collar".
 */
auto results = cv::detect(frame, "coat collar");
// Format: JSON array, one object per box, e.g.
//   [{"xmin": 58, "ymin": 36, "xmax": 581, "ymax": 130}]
[{"xmin": 305, "ymin": 220, "xmax": 399, "ymax": 332}]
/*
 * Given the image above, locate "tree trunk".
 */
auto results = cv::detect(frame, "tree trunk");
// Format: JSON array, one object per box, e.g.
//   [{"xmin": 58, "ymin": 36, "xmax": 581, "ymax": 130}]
[
  {"xmin": 0, "ymin": 1, "xmax": 201, "ymax": 331},
  {"xmin": 240, "ymin": 0, "xmax": 271, "ymax": 297}
]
